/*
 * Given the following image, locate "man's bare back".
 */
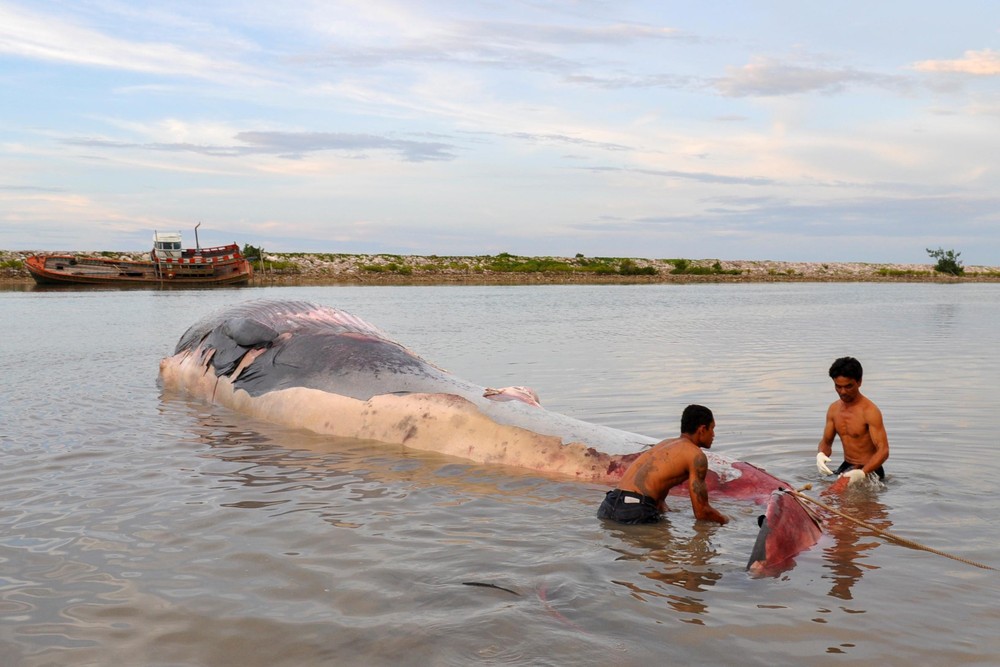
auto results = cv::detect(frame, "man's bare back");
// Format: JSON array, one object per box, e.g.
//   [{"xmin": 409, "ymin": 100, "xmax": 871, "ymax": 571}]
[
  {"xmin": 618, "ymin": 437, "xmax": 707, "ymax": 507},
  {"xmin": 598, "ymin": 405, "xmax": 728, "ymax": 525}
]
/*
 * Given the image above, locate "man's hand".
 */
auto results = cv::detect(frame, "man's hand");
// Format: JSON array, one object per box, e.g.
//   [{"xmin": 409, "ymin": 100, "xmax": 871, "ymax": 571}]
[
  {"xmin": 816, "ymin": 452, "xmax": 834, "ymax": 475},
  {"xmin": 841, "ymin": 469, "xmax": 866, "ymax": 486}
]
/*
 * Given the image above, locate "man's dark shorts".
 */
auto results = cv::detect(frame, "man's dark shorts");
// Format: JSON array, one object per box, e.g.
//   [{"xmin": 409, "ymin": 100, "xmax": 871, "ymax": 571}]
[
  {"xmin": 597, "ymin": 489, "xmax": 661, "ymax": 524},
  {"xmin": 835, "ymin": 460, "xmax": 885, "ymax": 480}
]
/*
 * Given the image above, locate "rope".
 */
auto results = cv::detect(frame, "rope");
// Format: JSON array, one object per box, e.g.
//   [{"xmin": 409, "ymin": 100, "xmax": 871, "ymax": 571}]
[{"xmin": 789, "ymin": 486, "xmax": 997, "ymax": 572}]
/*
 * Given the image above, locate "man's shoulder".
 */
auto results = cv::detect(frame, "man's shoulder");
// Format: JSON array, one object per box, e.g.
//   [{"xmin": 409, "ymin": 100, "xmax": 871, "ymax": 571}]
[
  {"xmin": 861, "ymin": 395, "xmax": 883, "ymax": 415},
  {"xmin": 668, "ymin": 438, "xmax": 702, "ymax": 460},
  {"xmin": 652, "ymin": 437, "xmax": 697, "ymax": 460}
]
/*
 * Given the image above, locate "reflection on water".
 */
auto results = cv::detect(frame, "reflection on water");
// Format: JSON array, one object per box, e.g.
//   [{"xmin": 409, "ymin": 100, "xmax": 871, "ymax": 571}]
[
  {"xmin": 603, "ymin": 522, "xmax": 723, "ymax": 619},
  {"xmin": 818, "ymin": 488, "xmax": 892, "ymax": 601}
]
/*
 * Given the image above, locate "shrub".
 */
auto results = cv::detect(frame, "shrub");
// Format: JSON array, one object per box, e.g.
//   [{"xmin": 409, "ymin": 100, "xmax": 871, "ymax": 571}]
[
  {"xmin": 926, "ymin": 247, "xmax": 964, "ymax": 276},
  {"xmin": 668, "ymin": 258, "xmax": 741, "ymax": 276},
  {"xmin": 242, "ymin": 243, "xmax": 264, "ymax": 260},
  {"xmin": 877, "ymin": 268, "xmax": 931, "ymax": 278},
  {"xmin": 618, "ymin": 259, "xmax": 657, "ymax": 275},
  {"xmin": 266, "ymin": 260, "xmax": 300, "ymax": 272}
]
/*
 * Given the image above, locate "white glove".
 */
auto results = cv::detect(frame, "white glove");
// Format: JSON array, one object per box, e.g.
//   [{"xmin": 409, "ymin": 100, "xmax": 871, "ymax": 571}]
[
  {"xmin": 841, "ymin": 469, "xmax": 866, "ymax": 486},
  {"xmin": 816, "ymin": 452, "xmax": 833, "ymax": 475}
]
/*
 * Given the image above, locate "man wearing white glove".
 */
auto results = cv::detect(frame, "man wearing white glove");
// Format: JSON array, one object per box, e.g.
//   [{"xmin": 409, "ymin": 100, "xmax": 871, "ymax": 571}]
[
  {"xmin": 816, "ymin": 452, "xmax": 834, "ymax": 475},
  {"xmin": 816, "ymin": 357, "xmax": 889, "ymax": 485}
]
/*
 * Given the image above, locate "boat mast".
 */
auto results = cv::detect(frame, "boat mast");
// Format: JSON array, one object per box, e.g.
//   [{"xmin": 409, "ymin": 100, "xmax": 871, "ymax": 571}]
[{"xmin": 153, "ymin": 229, "xmax": 161, "ymax": 280}]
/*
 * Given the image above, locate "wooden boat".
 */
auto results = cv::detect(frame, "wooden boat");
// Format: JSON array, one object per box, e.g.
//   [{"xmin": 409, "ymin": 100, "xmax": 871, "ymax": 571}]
[{"xmin": 25, "ymin": 229, "xmax": 253, "ymax": 287}]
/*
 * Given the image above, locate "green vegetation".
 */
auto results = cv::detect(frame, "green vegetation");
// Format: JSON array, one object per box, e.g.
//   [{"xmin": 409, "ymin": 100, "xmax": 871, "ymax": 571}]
[
  {"xmin": 877, "ymin": 267, "xmax": 932, "ymax": 278},
  {"xmin": 266, "ymin": 259, "xmax": 301, "ymax": 272},
  {"xmin": 484, "ymin": 253, "xmax": 575, "ymax": 273},
  {"xmin": 482, "ymin": 253, "xmax": 658, "ymax": 276},
  {"xmin": 926, "ymin": 247, "xmax": 964, "ymax": 276},
  {"xmin": 242, "ymin": 243, "xmax": 264, "ymax": 259},
  {"xmin": 228, "ymin": 251, "xmax": 758, "ymax": 279},
  {"xmin": 242, "ymin": 244, "xmax": 300, "ymax": 273},
  {"xmin": 362, "ymin": 262, "xmax": 412, "ymax": 275},
  {"xmin": 667, "ymin": 259, "xmax": 742, "ymax": 276},
  {"xmin": 617, "ymin": 259, "xmax": 658, "ymax": 275},
  {"xmin": 285, "ymin": 252, "xmax": 354, "ymax": 262},
  {"xmin": 0, "ymin": 258, "xmax": 24, "ymax": 269}
]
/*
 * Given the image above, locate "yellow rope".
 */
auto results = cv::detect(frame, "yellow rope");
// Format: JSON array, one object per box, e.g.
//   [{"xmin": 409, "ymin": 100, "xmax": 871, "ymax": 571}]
[{"xmin": 790, "ymin": 487, "xmax": 998, "ymax": 572}]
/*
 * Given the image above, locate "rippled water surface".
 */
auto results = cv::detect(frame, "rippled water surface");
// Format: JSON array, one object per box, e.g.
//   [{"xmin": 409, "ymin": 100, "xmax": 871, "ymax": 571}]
[{"xmin": 2, "ymin": 283, "xmax": 999, "ymax": 666}]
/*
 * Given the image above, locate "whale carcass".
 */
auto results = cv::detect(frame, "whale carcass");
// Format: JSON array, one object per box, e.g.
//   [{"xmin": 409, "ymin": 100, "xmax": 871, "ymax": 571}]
[{"xmin": 159, "ymin": 299, "xmax": 821, "ymax": 573}]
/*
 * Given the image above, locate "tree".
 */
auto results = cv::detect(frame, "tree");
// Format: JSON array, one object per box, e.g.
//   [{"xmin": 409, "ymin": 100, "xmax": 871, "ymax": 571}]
[
  {"xmin": 242, "ymin": 243, "xmax": 264, "ymax": 260},
  {"xmin": 926, "ymin": 247, "xmax": 964, "ymax": 276}
]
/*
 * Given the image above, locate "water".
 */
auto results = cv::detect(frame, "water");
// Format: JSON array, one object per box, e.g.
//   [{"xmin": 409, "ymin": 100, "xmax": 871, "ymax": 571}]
[{"xmin": 1, "ymin": 283, "xmax": 999, "ymax": 666}]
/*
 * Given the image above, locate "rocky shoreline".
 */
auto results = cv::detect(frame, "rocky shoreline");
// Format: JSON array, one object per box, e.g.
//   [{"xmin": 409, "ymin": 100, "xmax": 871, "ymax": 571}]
[{"xmin": 3, "ymin": 249, "xmax": 998, "ymax": 285}]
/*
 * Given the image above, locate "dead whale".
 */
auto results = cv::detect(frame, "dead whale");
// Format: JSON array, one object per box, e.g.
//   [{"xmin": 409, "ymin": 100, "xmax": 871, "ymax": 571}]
[{"xmin": 159, "ymin": 299, "xmax": 822, "ymax": 572}]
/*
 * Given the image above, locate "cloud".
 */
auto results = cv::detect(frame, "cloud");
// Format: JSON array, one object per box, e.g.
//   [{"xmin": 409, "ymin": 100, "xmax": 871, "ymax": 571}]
[
  {"xmin": 456, "ymin": 20, "xmax": 692, "ymax": 46},
  {"xmin": 236, "ymin": 131, "xmax": 456, "ymax": 161},
  {"xmin": 562, "ymin": 72, "xmax": 697, "ymax": 90},
  {"xmin": 295, "ymin": 18, "xmax": 695, "ymax": 85},
  {"xmin": 63, "ymin": 131, "xmax": 457, "ymax": 162},
  {"xmin": 911, "ymin": 48, "xmax": 1000, "ymax": 75},
  {"xmin": 0, "ymin": 184, "xmax": 64, "ymax": 192},
  {"xmin": 585, "ymin": 166, "xmax": 774, "ymax": 186},
  {"xmin": 715, "ymin": 57, "xmax": 908, "ymax": 96},
  {"xmin": 0, "ymin": 4, "xmax": 258, "ymax": 84},
  {"xmin": 632, "ymin": 193, "xmax": 1000, "ymax": 239},
  {"xmin": 479, "ymin": 131, "xmax": 631, "ymax": 152}
]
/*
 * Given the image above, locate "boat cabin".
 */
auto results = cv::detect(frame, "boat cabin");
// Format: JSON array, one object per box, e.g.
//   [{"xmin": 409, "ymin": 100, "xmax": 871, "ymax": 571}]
[{"xmin": 153, "ymin": 231, "xmax": 185, "ymax": 260}]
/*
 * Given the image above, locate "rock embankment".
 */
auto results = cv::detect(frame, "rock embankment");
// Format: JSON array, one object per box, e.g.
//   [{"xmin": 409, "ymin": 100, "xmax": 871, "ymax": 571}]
[{"xmin": 2, "ymin": 249, "xmax": 998, "ymax": 285}]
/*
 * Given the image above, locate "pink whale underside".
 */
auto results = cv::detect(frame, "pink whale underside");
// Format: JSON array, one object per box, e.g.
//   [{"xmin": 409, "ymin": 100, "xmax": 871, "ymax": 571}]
[
  {"xmin": 671, "ymin": 461, "xmax": 786, "ymax": 502},
  {"xmin": 748, "ymin": 489, "xmax": 824, "ymax": 575},
  {"xmin": 668, "ymin": 460, "xmax": 824, "ymax": 575}
]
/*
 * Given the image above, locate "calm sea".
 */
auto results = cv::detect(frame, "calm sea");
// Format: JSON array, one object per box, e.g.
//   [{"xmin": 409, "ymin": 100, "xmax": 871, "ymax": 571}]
[{"xmin": 1, "ymin": 283, "xmax": 998, "ymax": 666}]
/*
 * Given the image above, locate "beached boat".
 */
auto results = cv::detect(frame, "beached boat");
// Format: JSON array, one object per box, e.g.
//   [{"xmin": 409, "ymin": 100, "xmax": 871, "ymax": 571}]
[{"xmin": 25, "ymin": 229, "xmax": 253, "ymax": 287}]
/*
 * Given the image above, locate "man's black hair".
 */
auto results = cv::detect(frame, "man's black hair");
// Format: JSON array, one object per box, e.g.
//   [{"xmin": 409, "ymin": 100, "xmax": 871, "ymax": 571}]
[
  {"xmin": 829, "ymin": 356, "xmax": 863, "ymax": 382},
  {"xmin": 681, "ymin": 404, "xmax": 714, "ymax": 435}
]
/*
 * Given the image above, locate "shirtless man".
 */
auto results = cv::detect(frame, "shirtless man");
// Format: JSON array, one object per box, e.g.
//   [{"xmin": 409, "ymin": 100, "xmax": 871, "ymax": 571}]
[
  {"xmin": 597, "ymin": 404, "xmax": 729, "ymax": 525},
  {"xmin": 816, "ymin": 357, "xmax": 890, "ymax": 485}
]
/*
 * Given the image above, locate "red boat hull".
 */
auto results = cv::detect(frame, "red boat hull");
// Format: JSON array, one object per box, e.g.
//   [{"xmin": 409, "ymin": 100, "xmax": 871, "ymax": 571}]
[{"xmin": 25, "ymin": 249, "xmax": 252, "ymax": 286}]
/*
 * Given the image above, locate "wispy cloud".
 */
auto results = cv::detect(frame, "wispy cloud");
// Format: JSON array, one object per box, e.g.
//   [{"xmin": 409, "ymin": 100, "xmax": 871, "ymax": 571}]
[
  {"xmin": 236, "ymin": 131, "xmax": 456, "ymax": 161},
  {"xmin": 62, "ymin": 131, "xmax": 456, "ymax": 162},
  {"xmin": 714, "ymin": 56, "xmax": 909, "ymax": 96},
  {"xmin": 477, "ymin": 131, "xmax": 632, "ymax": 152},
  {"xmin": 0, "ymin": 184, "xmax": 64, "ymax": 192},
  {"xmin": 585, "ymin": 166, "xmax": 774, "ymax": 186},
  {"xmin": 911, "ymin": 48, "xmax": 1000, "ymax": 75},
  {"xmin": 0, "ymin": 3, "xmax": 259, "ymax": 83},
  {"xmin": 294, "ymin": 17, "xmax": 694, "ymax": 84}
]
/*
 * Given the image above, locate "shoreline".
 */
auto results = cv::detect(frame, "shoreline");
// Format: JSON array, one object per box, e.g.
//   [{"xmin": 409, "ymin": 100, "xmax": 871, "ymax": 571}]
[{"xmin": 3, "ymin": 250, "xmax": 999, "ymax": 285}]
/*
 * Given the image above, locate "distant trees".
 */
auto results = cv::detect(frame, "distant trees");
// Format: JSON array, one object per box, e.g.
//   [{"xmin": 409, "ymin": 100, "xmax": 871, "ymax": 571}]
[{"xmin": 926, "ymin": 247, "xmax": 964, "ymax": 276}]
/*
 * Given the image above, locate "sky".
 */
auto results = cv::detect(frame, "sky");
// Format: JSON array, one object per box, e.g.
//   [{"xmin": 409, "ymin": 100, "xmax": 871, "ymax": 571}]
[{"xmin": 1, "ymin": 1, "xmax": 999, "ymax": 264}]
